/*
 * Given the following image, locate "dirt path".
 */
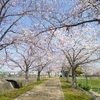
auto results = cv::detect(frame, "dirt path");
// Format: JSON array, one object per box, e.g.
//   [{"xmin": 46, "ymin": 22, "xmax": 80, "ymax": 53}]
[{"xmin": 15, "ymin": 77, "xmax": 64, "ymax": 100}]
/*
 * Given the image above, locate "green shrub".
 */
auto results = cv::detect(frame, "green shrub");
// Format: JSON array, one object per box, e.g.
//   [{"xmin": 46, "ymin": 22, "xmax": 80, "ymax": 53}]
[
  {"xmin": 92, "ymin": 88, "xmax": 100, "ymax": 94},
  {"xmin": 78, "ymin": 83, "xmax": 90, "ymax": 91},
  {"xmin": 78, "ymin": 83, "xmax": 82, "ymax": 87}
]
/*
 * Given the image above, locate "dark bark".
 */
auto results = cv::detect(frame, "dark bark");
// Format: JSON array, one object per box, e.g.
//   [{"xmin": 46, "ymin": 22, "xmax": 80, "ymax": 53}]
[
  {"xmin": 35, "ymin": 19, "xmax": 100, "ymax": 37},
  {"xmin": 48, "ymin": 72, "xmax": 51, "ymax": 77},
  {"xmin": 37, "ymin": 71, "xmax": 41, "ymax": 81}
]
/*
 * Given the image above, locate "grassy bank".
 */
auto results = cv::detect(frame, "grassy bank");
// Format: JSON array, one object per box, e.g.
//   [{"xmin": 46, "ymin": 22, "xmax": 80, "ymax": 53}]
[
  {"xmin": 60, "ymin": 78, "xmax": 92, "ymax": 100},
  {"xmin": 77, "ymin": 77, "xmax": 100, "ymax": 94},
  {"xmin": 77, "ymin": 77, "xmax": 100, "ymax": 88},
  {"xmin": 0, "ymin": 79, "xmax": 47, "ymax": 100}
]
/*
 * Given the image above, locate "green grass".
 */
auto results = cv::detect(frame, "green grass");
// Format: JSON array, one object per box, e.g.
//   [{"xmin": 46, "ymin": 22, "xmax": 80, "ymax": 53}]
[
  {"xmin": 77, "ymin": 77, "xmax": 100, "ymax": 93},
  {"xmin": 77, "ymin": 77, "xmax": 100, "ymax": 88},
  {"xmin": 0, "ymin": 79, "xmax": 47, "ymax": 100},
  {"xmin": 60, "ymin": 78, "xmax": 92, "ymax": 100}
]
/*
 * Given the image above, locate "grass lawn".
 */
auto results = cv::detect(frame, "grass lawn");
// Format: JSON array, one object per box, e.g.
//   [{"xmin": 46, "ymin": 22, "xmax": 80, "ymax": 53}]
[
  {"xmin": 0, "ymin": 79, "xmax": 47, "ymax": 100},
  {"xmin": 60, "ymin": 77, "xmax": 92, "ymax": 100},
  {"xmin": 77, "ymin": 77, "xmax": 100, "ymax": 94}
]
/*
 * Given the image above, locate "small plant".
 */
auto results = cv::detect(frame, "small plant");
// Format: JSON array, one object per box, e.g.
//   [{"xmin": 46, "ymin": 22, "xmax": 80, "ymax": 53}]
[
  {"xmin": 78, "ymin": 83, "xmax": 82, "ymax": 87},
  {"xmin": 78, "ymin": 83, "xmax": 90, "ymax": 91},
  {"xmin": 92, "ymin": 88, "xmax": 100, "ymax": 94}
]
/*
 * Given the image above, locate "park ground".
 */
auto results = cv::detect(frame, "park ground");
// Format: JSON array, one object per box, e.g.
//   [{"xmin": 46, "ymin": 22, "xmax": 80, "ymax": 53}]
[
  {"xmin": 0, "ymin": 77, "xmax": 100, "ymax": 100},
  {"xmin": 15, "ymin": 77, "xmax": 64, "ymax": 100}
]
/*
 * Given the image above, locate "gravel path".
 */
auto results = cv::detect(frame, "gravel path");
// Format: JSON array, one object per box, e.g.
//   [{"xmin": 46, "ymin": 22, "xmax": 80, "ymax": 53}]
[{"xmin": 15, "ymin": 77, "xmax": 64, "ymax": 100}]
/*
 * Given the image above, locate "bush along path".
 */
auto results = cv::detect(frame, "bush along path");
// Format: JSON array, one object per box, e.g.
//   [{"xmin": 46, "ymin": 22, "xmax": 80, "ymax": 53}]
[{"xmin": 15, "ymin": 77, "xmax": 64, "ymax": 100}]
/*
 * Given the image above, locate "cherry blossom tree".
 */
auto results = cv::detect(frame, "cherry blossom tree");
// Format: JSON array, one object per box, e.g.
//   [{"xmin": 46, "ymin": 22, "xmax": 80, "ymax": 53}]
[
  {"xmin": 45, "ymin": 65, "xmax": 53, "ymax": 77},
  {"xmin": 44, "ymin": 59, "xmax": 61, "ymax": 77},
  {"xmin": 0, "ymin": 0, "xmax": 57, "ymax": 50},
  {"xmin": 0, "ymin": 0, "xmax": 26, "ymax": 50},
  {"xmin": 5, "ymin": 28, "xmax": 40, "ymax": 83},
  {"xmin": 32, "ymin": 46, "xmax": 54, "ymax": 81},
  {"xmin": 0, "ymin": 0, "xmax": 99, "ymax": 52},
  {"xmin": 53, "ymin": 25, "xmax": 100, "ymax": 88},
  {"xmin": 0, "ymin": 1, "xmax": 100, "ymax": 86},
  {"xmin": 33, "ymin": 56, "xmax": 51, "ymax": 81},
  {"xmin": 37, "ymin": 0, "xmax": 100, "ymax": 33},
  {"xmin": 5, "ymin": 27, "xmax": 55, "ymax": 82},
  {"xmin": 6, "ymin": 43, "xmax": 39, "ymax": 85}
]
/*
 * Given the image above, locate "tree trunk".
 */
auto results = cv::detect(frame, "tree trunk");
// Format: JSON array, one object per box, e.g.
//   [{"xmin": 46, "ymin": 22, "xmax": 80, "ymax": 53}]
[
  {"xmin": 25, "ymin": 71, "xmax": 29, "ymax": 86},
  {"xmin": 37, "ymin": 71, "xmax": 41, "ymax": 81},
  {"xmin": 72, "ymin": 68, "xmax": 77, "ymax": 88},
  {"xmin": 66, "ymin": 73, "xmax": 69, "ymax": 82},
  {"xmin": 48, "ymin": 72, "xmax": 51, "ymax": 77}
]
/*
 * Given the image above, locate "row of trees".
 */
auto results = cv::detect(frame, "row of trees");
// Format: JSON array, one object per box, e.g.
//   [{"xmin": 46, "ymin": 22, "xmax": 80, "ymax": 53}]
[
  {"xmin": 0, "ymin": 0, "xmax": 100, "ymax": 87},
  {"xmin": 4, "ymin": 31, "xmax": 59, "ymax": 84},
  {"xmin": 0, "ymin": 0, "xmax": 100, "ymax": 49}
]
